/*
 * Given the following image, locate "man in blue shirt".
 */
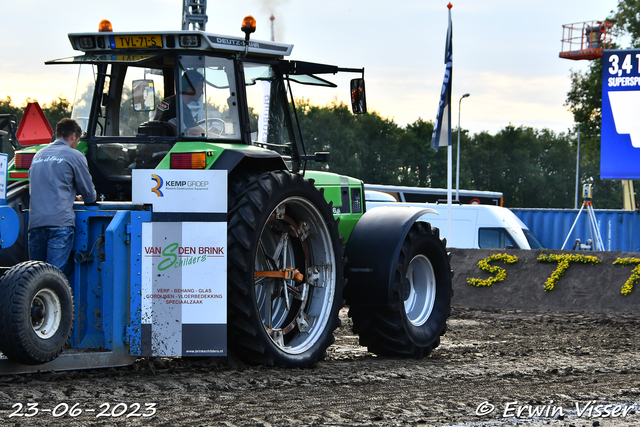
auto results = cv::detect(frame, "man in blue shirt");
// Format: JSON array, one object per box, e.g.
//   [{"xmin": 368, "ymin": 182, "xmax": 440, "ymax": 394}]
[
  {"xmin": 154, "ymin": 70, "xmax": 205, "ymax": 136},
  {"xmin": 28, "ymin": 118, "xmax": 97, "ymax": 272}
]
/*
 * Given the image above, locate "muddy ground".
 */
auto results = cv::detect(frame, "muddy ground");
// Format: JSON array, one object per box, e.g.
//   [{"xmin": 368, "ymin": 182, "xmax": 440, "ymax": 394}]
[
  {"xmin": 0, "ymin": 307, "xmax": 638, "ymax": 427},
  {"xmin": 1, "ymin": 249, "xmax": 640, "ymax": 426}
]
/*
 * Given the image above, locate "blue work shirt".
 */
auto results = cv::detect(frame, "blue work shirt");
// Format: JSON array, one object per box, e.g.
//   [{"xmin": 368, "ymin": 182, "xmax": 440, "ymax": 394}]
[{"xmin": 28, "ymin": 139, "xmax": 97, "ymax": 229}]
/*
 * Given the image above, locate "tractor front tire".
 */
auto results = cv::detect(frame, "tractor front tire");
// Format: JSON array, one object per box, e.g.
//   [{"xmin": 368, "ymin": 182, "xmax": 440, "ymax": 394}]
[
  {"xmin": 349, "ymin": 222, "xmax": 452, "ymax": 358},
  {"xmin": 227, "ymin": 170, "xmax": 343, "ymax": 368},
  {"xmin": 0, "ymin": 261, "xmax": 74, "ymax": 364}
]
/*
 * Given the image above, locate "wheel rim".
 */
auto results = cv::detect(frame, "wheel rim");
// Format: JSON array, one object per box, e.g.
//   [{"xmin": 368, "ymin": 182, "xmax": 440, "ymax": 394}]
[
  {"xmin": 403, "ymin": 254, "xmax": 437, "ymax": 327},
  {"xmin": 254, "ymin": 196, "xmax": 336, "ymax": 355},
  {"xmin": 30, "ymin": 288, "xmax": 62, "ymax": 339}
]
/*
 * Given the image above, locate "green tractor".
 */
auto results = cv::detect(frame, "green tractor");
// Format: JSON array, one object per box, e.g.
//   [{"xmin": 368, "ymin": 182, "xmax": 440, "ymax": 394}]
[{"xmin": 1, "ymin": 15, "xmax": 452, "ymax": 369}]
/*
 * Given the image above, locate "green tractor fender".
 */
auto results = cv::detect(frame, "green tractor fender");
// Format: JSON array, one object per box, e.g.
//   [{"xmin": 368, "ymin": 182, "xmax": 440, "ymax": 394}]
[{"xmin": 156, "ymin": 141, "xmax": 288, "ymax": 173}]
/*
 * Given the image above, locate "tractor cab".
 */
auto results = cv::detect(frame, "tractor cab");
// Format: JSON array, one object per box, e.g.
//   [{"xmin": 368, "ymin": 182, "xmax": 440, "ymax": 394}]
[{"xmin": 32, "ymin": 17, "xmax": 366, "ymax": 199}]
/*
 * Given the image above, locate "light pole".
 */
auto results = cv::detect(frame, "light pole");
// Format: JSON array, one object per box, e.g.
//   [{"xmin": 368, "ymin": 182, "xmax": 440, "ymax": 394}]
[
  {"xmin": 456, "ymin": 93, "xmax": 470, "ymax": 201},
  {"xmin": 574, "ymin": 124, "xmax": 580, "ymax": 209}
]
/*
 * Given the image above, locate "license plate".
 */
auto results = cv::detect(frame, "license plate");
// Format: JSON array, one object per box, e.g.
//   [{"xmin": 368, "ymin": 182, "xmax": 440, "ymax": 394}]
[{"xmin": 111, "ymin": 35, "xmax": 163, "ymax": 49}]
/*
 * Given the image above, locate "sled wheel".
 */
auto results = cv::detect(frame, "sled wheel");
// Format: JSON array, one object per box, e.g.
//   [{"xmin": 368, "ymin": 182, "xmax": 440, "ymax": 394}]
[
  {"xmin": 227, "ymin": 170, "xmax": 343, "ymax": 367},
  {"xmin": 0, "ymin": 261, "xmax": 74, "ymax": 364},
  {"xmin": 349, "ymin": 222, "xmax": 452, "ymax": 358},
  {"xmin": 0, "ymin": 181, "xmax": 29, "ymax": 267}
]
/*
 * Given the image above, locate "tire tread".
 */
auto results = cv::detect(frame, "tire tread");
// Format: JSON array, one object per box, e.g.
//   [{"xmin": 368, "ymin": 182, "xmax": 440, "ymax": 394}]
[
  {"xmin": 226, "ymin": 170, "xmax": 343, "ymax": 367},
  {"xmin": 0, "ymin": 261, "xmax": 74, "ymax": 364}
]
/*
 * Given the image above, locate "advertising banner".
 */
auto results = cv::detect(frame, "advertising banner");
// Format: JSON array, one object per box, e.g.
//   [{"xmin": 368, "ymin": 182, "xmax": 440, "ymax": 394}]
[
  {"xmin": 141, "ymin": 221, "xmax": 227, "ymax": 357},
  {"xmin": 132, "ymin": 169, "xmax": 226, "ymax": 213},
  {"xmin": 601, "ymin": 49, "xmax": 640, "ymax": 179},
  {"xmin": 133, "ymin": 168, "xmax": 228, "ymax": 356},
  {"xmin": 257, "ymin": 80, "xmax": 271, "ymax": 145}
]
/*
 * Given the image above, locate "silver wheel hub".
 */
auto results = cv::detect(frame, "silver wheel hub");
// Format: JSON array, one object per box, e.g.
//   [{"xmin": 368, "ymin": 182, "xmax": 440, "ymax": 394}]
[
  {"xmin": 254, "ymin": 196, "xmax": 336, "ymax": 355},
  {"xmin": 30, "ymin": 288, "xmax": 62, "ymax": 339},
  {"xmin": 404, "ymin": 254, "xmax": 437, "ymax": 327}
]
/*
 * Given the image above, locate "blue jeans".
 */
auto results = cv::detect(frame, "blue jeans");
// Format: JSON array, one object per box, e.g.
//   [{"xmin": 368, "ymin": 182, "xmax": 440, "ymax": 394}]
[{"xmin": 28, "ymin": 226, "xmax": 75, "ymax": 272}]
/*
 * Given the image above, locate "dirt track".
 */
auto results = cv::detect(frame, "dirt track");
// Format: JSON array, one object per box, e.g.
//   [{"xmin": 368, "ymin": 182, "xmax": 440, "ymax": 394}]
[{"xmin": 1, "ymin": 304, "xmax": 639, "ymax": 427}]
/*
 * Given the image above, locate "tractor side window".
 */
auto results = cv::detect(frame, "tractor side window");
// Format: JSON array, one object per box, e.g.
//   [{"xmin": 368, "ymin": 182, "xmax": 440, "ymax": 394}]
[
  {"xmin": 71, "ymin": 63, "xmax": 97, "ymax": 134},
  {"xmin": 244, "ymin": 62, "xmax": 295, "ymax": 160},
  {"xmin": 172, "ymin": 55, "xmax": 240, "ymax": 139},
  {"xmin": 119, "ymin": 67, "xmax": 165, "ymax": 136}
]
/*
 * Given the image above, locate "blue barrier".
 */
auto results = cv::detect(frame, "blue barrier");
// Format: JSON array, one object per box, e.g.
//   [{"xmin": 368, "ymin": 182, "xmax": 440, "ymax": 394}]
[{"xmin": 511, "ymin": 208, "xmax": 640, "ymax": 252}]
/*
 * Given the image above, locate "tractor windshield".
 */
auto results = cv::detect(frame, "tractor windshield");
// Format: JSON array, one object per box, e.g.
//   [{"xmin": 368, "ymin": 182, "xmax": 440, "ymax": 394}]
[
  {"xmin": 244, "ymin": 62, "xmax": 295, "ymax": 162},
  {"xmin": 57, "ymin": 54, "xmax": 241, "ymax": 141}
]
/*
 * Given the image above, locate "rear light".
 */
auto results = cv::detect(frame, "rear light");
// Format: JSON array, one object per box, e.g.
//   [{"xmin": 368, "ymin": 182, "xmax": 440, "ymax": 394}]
[
  {"xmin": 170, "ymin": 153, "xmax": 206, "ymax": 169},
  {"xmin": 14, "ymin": 153, "xmax": 35, "ymax": 170},
  {"xmin": 9, "ymin": 172, "xmax": 29, "ymax": 179}
]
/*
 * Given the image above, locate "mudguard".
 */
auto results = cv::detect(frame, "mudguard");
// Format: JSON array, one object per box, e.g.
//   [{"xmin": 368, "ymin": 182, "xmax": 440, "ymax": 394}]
[
  {"xmin": 343, "ymin": 206, "xmax": 438, "ymax": 306},
  {"xmin": 211, "ymin": 146, "xmax": 287, "ymax": 172}
]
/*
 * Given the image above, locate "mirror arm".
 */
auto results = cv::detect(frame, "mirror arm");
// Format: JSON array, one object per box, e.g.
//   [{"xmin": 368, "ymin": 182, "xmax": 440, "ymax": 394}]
[
  {"xmin": 337, "ymin": 67, "xmax": 365, "ymax": 78},
  {"xmin": 300, "ymin": 152, "xmax": 330, "ymax": 163}
]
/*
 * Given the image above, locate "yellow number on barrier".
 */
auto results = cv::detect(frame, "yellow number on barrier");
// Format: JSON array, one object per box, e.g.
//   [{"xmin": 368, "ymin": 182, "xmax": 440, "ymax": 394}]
[
  {"xmin": 613, "ymin": 257, "xmax": 640, "ymax": 296},
  {"xmin": 537, "ymin": 253, "xmax": 600, "ymax": 292}
]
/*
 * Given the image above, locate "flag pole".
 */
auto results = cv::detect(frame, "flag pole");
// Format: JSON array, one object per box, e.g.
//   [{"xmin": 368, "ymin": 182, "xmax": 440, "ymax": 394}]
[
  {"xmin": 447, "ymin": 141, "xmax": 453, "ymax": 243},
  {"xmin": 446, "ymin": 3, "xmax": 453, "ymax": 244},
  {"xmin": 430, "ymin": 2, "xmax": 453, "ymax": 243}
]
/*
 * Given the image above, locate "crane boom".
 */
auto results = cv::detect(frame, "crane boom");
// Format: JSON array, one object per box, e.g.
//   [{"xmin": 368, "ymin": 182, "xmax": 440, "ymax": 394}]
[{"xmin": 182, "ymin": 0, "xmax": 207, "ymax": 31}]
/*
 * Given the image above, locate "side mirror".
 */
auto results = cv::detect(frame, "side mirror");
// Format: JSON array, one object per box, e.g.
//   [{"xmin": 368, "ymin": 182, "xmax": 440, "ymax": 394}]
[
  {"xmin": 132, "ymin": 80, "xmax": 156, "ymax": 112},
  {"xmin": 350, "ymin": 78, "xmax": 367, "ymax": 114}
]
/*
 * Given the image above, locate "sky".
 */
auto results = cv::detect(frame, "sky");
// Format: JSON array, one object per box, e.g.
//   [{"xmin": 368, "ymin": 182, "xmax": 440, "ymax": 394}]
[{"xmin": 0, "ymin": 0, "xmax": 620, "ymax": 136}]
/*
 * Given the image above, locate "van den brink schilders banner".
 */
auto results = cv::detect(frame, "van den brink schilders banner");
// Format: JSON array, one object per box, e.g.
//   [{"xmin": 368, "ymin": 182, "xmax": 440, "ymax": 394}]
[
  {"xmin": 141, "ymin": 221, "xmax": 227, "ymax": 357},
  {"xmin": 132, "ymin": 169, "xmax": 228, "ymax": 357}
]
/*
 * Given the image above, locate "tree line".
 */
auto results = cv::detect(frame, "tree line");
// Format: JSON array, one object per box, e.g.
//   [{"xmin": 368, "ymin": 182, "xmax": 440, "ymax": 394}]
[
  {"xmin": 0, "ymin": 93, "xmax": 635, "ymax": 209},
  {"xmin": 298, "ymin": 99, "xmax": 636, "ymax": 209}
]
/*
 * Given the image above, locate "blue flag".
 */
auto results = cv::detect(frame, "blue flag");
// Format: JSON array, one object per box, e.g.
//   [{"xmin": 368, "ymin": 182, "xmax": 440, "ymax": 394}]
[{"xmin": 431, "ymin": 4, "xmax": 453, "ymax": 152}]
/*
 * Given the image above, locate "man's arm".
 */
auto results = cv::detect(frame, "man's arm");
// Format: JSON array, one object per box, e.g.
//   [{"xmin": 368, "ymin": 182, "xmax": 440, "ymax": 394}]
[
  {"xmin": 181, "ymin": 102, "xmax": 205, "ymax": 136},
  {"xmin": 72, "ymin": 154, "xmax": 97, "ymax": 204}
]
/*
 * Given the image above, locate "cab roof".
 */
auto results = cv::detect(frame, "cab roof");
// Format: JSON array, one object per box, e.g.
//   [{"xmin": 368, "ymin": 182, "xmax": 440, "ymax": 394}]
[{"xmin": 66, "ymin": 30, "xmax": 294, "ymax": 58}]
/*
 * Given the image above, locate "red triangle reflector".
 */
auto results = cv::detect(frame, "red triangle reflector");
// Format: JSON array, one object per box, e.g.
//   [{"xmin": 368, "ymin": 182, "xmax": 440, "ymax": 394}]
[{"xmin": 16, "ymin": 102, "xmax": 53, "ymax": 146}]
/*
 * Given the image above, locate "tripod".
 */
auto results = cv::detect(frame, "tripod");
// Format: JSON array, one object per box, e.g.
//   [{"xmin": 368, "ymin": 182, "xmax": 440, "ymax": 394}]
[{"xmin": 561, "ymin": 200, "xmax": 604, "ymax": 251}]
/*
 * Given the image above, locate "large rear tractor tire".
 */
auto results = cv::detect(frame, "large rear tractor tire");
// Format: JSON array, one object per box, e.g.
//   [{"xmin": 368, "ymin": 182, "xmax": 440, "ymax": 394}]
[
  {"xmin": 227, "ymin": 170, "xmax": 343, "ymax": 367},
  {"xmin": 349, "ymin": 222, "xmax": 452, "ymax": 358},
  {"xmin": 0, "ymin": 181, "xmax": 29, "ymax": 267},
  {"xmin": 0, "ymin": 261, "xmax": 74, "ymax": 364}
]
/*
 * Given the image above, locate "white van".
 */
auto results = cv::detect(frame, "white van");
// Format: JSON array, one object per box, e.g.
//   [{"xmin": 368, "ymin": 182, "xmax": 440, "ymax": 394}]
[{"xmin": 365, "ymin": 192, "xmax": 543, "ymax": 250}]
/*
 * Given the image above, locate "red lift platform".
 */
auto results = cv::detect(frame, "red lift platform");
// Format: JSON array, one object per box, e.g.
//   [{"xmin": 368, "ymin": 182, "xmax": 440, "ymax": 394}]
[{"xmin": 559, "ymin": 21, "xmax": 614, "ymax": 60}]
